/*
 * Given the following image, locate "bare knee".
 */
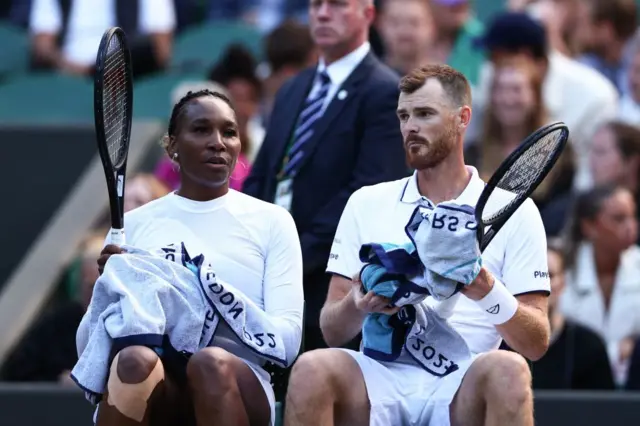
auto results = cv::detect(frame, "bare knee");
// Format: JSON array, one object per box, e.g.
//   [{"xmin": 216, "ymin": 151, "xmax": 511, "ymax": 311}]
[
  {"xmin": 115, "ymin": 346, "xmax": 162, "ymax": 384},
  {"xmin": 287, "ymin": 350, "xmax": 346, "ymax": 405},
  {"xmin": 480, "ymin": 351, "xmax": 532, "ymax": 407},
  {"xmin": 187, "ymin": 347, "xmax": 237, "ymax": 393},
  {"xmin": 106, "ymin": 346, "xmax": 164, "ymax": 422}
]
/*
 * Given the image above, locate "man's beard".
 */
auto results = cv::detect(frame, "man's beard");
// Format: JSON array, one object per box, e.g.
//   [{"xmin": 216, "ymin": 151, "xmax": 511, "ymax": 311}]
[{"xmin": 405, "ymin": 123, "xmax": 458, "ymax": 170}]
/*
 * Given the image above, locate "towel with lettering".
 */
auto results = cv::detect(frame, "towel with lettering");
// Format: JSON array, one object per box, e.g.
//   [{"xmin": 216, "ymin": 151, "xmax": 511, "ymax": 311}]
[
  {"xmin": 71, "ymin": 243, "xmax": 288, "ymax": 404},
  {"xmin": 405, "ymin": 202, "xmax": 482, "ymax": 300},
  {"xmin": 358, "ymin": 250, "xmax": 472, "ymax": 373}
]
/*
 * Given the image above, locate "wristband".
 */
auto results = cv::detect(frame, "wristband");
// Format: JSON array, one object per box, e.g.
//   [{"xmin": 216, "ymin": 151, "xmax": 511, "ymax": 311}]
[{"xmin": 475, "ymin": 279, "xmax": 518, "ymax": 325}]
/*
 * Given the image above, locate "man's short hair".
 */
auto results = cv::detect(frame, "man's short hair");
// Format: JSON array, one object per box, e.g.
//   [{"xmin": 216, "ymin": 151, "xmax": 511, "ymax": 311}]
[
  {"xmin": 399, "ymin": 64, "xmax": 472, "ymax": 107},
  {"xmin": 587, "ymin": 0, "xmax": 637, "ymax": 41},
  {"xmin": 265, "ymin": 19, "xmax": 315, "ymax": 74}
]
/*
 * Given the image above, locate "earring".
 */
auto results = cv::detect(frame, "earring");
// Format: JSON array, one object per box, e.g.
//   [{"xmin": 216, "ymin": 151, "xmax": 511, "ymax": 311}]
[{"xmin": 173, "ymin": 153, "xmax": 178, "ymax": 160}]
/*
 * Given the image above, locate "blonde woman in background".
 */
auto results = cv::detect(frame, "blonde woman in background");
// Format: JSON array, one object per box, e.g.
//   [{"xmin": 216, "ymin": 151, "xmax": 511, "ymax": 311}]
[{"xmin": 466, "ymin": 56, "xmax": 574, "ymax": 211}]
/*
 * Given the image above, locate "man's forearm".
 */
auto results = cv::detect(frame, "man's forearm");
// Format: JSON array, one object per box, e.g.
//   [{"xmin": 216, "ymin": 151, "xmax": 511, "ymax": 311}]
[
  {"xmin": 496, "ymin": 303, "xmax": 550, "ymax": 361},
  {"xmin": 320, "ymin": 290, "xmax": 366, "ymax": 347}
]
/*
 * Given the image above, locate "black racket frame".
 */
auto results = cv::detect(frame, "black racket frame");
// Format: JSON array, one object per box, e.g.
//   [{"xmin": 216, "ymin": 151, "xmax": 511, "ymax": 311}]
[
  {"xmin": 94, "ymin": 26, "xmax": 134, "ymax": 230},
  {"xmin": 475, "ymin": 122, "xmax": 569, "ymax": 252}
]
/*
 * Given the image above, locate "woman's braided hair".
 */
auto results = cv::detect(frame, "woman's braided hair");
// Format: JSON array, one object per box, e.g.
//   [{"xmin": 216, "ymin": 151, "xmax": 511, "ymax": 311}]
[{"xmin": 161, "ymin": 89, "xmax": 234, "ymax": 152}]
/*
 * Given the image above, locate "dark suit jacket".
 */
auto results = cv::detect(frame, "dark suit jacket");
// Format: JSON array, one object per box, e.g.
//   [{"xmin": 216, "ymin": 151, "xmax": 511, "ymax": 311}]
[{"xmin": 243, "ymin": 52, "xmax": 409, "ymax": 322}]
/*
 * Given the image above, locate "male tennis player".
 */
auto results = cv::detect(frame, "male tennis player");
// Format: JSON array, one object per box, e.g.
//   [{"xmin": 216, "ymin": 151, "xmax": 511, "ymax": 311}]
[
  {"xmin": 283, "ymin": 64, "xmax": 551, "ymax": 426},
  {"xmin": 94, "ymin": 90, "xmax": 303, "ymax": 426}
]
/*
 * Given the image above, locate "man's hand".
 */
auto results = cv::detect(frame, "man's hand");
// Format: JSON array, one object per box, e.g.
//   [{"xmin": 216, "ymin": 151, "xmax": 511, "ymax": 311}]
[
  {"xmin": 351, "ymin": 276, "xmax": 400, "ymax": 315},
  {"xmin": 460, "ymin": 268, "xmax": 495, "ymax": 301},
  {"xmin": 97, "ymin": 244, "xmax": 124, "ymax": 275}
]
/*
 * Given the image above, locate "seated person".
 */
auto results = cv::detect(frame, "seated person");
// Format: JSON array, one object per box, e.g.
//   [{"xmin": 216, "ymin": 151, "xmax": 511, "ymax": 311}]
[
  {"xmin": 77, "ymin": 90, "xmax": 304, "ymax": 426},
  {"xmin": 284, "ymin": 64, "xmax": 550, "ymax": 426},
  {"xmin": 531, "ymin": 239, "xmax": 615, "ymax": 390}
]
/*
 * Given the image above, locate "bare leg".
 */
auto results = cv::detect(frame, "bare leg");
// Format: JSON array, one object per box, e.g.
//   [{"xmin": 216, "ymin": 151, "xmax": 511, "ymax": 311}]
[
  {"xmin": 95, "ymin": 346, "xmax": 169, "ymax": 426},
  {"xmin": 450, "ymin": 350, "xmax": 534, "ymax": 426},
  {"xmin": 187, "ymin": 347, "xmax": 271, "ymax": 426},
  {"xmin": 284, "ymin": 349, "xmax": 370, "ymax": 426}
]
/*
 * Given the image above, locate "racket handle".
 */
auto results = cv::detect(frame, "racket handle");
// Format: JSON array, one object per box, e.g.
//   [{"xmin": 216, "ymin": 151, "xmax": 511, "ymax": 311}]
[{"xmin": 110, "ymin": 228, "xmax": 126, "ymax": 246}]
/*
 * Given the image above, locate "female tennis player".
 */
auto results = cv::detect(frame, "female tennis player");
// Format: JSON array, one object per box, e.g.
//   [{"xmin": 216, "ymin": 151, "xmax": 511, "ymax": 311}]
[{"xmin": 95, "ymin": 89, "xmax": 304, "ymax": 426}]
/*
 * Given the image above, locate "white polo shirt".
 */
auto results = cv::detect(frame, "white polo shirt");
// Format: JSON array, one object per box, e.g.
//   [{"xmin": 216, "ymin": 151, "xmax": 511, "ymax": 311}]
[{"xmin": 327, "ymin": 167, "xmax": 550, "ymax": 356}]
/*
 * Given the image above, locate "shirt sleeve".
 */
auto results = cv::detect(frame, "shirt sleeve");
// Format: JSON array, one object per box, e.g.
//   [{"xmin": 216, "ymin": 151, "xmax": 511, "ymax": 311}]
[
  {"xmin": 263, "ymin": 207, "xmax": 304, "ymax": 364},
  {"xmin": 501, "ymin": 198, "xmax": 551, "ymax": 296},
  {"xmin": 326, "ymin": 190, "xmax": 365, "ymax": 280},
  {"xmin": 139, "ymin": 0, "xmax": 176, "ymax": 33},
  {"xmin": 29, "ymin": 0, "xmax": 62, "ymax": 33}
]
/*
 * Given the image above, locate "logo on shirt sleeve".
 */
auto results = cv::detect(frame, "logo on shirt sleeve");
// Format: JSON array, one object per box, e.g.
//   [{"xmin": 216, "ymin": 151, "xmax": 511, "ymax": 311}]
[{"xmin": 533, "ymin": 271, "xmax": 549, "ymax": 279}]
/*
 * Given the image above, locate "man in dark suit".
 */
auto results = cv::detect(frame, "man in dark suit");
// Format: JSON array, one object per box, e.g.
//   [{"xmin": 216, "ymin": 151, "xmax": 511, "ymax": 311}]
[{"xmin": 243, "ymin": 0, "xmax": 409, "ymax": 351}]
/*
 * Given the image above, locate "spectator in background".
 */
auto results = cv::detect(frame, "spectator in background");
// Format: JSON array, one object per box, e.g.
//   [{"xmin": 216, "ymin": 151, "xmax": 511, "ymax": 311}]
[
  {"xmin": 543, "ymin": 121, "xmax": 640, "ymax": 237},
  {"xmin": 473, "ymin": 11, "xmax": 618, "ymax": 191},
  {"xmin": 560, "ymin": 184, "xmax": 640, "ymax": 387},
  {"xmin": 531, "ymin": 239, "xmax": 615, "ymax": 390},
  {"xmin": 243, "ymin": 0, "xmax": 408, "ymax": 351},
  {"xmin": 209, "ymin": 44, "xmax": 264, "ymax": 168},
  {"xmin": 428, "ymin": 0, "xmax": 485, "ymax": 88},
  {"xmin": 521, "ymin": 0, "xmax": 581, "ymax": 58},
  {"xmin": 619, "ymin": 32, "xmax": 640, "ymax": 125},
  {"xmin": 260, "ymin": 19, "xmax": 317, "ymax": 130},
  {"xmin": 29, "ymin": 0, "xmax": 176, "ymax": 78},
  {"xmin": 466, "ymin": 56, "xmax": 574, "ymax": 214},
  {"xmin": 574, "ymin": 0, "xmax": 638, "ymax": 95},
  {"xmin": 204, "ymin": 0, "xmax": 308, "ymax": 34},
  {"xmin": 376, "ymin": 0, "xmax": 434, "ymax": 76},
  {"xmin": 0, "ymin": 230, "xmax": 105, "ymax": 384}
]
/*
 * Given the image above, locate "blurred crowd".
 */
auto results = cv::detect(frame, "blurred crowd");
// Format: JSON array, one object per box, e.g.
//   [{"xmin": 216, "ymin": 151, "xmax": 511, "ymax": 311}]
[{"xmin": 2, "ymin": 0, "xmax": 640, "ymax": 399}]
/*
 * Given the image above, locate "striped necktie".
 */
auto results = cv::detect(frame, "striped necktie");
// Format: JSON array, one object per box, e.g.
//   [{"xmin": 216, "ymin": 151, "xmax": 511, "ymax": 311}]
[{"xmin": 282, "ymin": 70, "xmax": 332, "ymax": 177}]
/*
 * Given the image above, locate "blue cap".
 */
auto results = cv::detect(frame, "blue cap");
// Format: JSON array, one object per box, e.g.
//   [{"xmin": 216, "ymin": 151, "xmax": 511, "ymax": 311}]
[{"xmin": 474, "ymin": 12, "xmax": 548, "ymax": 59}]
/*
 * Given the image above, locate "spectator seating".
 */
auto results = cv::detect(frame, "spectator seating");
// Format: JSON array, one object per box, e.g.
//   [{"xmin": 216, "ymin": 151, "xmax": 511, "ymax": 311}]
[
  {"xmin": 0, "ymin": 22, "xmax": 28, "ymax": 82},
  {"xmin": 0, "ymin": 73, "xmax": 93, "ymax": 124},
  {"xmin": 170, "ymin": 20, "xmax": 263, "ymax": 73},
  {"xmin": 133, "ymin": 71, "xmax": 208, "ymax": 119}
]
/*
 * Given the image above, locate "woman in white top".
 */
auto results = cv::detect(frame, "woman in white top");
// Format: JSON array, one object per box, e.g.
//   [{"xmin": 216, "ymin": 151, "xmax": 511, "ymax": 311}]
[
  {"xmin": 95, "ymin": 90, "xmax": 304, "ymax": 426},
  {"xmin": 560, "ymin": 183, "xmax": 640, "ymax": 386}
]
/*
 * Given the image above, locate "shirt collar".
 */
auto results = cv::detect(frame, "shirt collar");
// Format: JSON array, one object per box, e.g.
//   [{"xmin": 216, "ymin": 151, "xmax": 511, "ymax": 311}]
[
  {"xmin": 400, "ymin": 166, "xmax": 485, "ymax": 206},
  {"xmin": 317, "ymin": 42, "xmax": 371, "ymax": 87}
]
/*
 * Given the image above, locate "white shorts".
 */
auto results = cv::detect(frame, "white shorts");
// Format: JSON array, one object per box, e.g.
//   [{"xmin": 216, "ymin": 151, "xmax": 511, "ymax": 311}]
[
  {"xmin": 245, "ymin": 360, "xmax": 277, "ymax": 426},
  {"xmin": 340, "ymin": 349, "xmax": 479, "ymax": 426}
]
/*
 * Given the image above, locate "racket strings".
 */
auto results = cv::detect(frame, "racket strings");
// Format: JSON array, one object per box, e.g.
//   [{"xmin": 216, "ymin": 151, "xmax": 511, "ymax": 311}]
[
  {"xmin": 102, "ymin": 35, "xmax": 130, "ymax": 168},
  {"xmin": 482, "ymin": 128, "xmax": 567, "ymax": 223}
]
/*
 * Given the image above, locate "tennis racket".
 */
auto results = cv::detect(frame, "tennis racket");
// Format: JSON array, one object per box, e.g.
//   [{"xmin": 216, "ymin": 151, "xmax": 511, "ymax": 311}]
[
  {"xmin": 94, "ymin": 27, "xmax": 134, "ymax": 246},
  {"xmin": 475, "ymin": 121, "xmax": 569, "ymax": 251},
  {"xmin": 436, "ymin": 121, "xmax": 569, "ymax": 319}
]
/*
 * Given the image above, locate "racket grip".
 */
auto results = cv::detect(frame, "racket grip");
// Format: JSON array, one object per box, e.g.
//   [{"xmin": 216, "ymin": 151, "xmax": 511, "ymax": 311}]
[{"xmin": 110, "ymin": 228, "xmax": 126, "ymax": 246}]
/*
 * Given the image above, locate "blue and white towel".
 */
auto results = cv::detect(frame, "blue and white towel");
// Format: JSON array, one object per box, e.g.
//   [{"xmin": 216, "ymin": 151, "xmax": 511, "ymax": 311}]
[
  {"xmin": 71, "ymin": 243, "xmax": 289, "ymax": 404},
  {"xmin": 358, "ymin": 254, "xmax": 471, "ymax": 373},
  {"xmin": 357, "ymin": 201, "xmax": 480, "ymax": 372},
  {"xmin": 358, "ymin": 243, "xmax": 425, "ymax": 361},
  {"xmin": 405, "ymin": 201, "xmax": 482, "ymax": 300}
]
